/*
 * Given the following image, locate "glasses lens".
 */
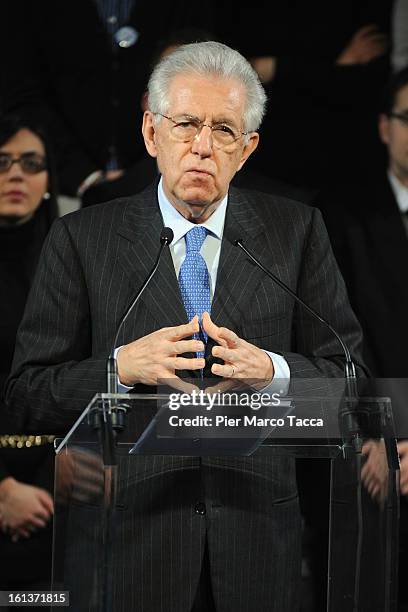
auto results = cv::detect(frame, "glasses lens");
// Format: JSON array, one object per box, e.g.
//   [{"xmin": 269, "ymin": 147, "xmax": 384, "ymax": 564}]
[
  {"xmin": 212, "ymin": 125, "xmax": 239, "ymax": 148},
  {"xmin": 167, "ymin": 115, "xmax": 242, "ymax": 150},
  {"xmin": 0, "ymin": 154, "xmax": 11, "ymax": 172},
  {"xmin": 171, "ymin": 120, "xmax": 198, "ymax": 142},
  {"xmin": 0, "ymin": 153, "xmax": 47, "ymax": 173},
  {"xmin": 20, "ymin": 153, "xmax": 47, "ymax": 174}
]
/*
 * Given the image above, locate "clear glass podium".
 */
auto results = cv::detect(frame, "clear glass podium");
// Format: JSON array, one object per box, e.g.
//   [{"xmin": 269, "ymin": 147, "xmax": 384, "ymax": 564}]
[{"xmin": 51, "ymin": 385, "xmax": 400, "ymax": 611}]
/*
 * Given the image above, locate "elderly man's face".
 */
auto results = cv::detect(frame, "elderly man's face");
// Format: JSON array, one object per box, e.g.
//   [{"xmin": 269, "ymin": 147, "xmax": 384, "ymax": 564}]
[
  {"xmin": 379, "ymin": 83, "xmax": 408, "ymax": 185},
  {"xmin": 142, "ymin": 74, "xmax": 259, "ymax": 222}
]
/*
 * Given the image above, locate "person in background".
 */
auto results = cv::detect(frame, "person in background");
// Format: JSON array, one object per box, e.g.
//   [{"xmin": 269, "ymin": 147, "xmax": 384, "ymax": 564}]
[
  {"xmin": 2, "ymin": 0, "xmax": 216, "ymax": 203},
  {"xmin": 316, "ymin": 67, "xmax": 408, "ymax": 612},
  {"xmin": 80, "ymin": 27, "xmax": 216, "ymax": 207},
  {"xmin": 0, "ymin": 115, "xmax": 58, "ymax": 596},
  {"xmin": 221, "ymin": 1, "xmax": 390, "ymax": 191}
]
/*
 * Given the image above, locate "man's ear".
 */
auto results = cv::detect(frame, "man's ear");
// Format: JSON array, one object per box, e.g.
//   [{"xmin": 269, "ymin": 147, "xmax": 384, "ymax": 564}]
[
  {"xmin": 237, "ymin": 132, "xmax": 259, "ymax": 172},
  {"xmin": 142, "ymin": 111, "xmax": 158, "ymax": 158},
  {"xmin": 378, "ymin": 113, "xmax": 390, "ymax": 146}
]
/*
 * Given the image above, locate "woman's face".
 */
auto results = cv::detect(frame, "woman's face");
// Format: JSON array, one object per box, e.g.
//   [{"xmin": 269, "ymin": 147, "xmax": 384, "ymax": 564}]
[{"xmin": 0, "ymin": 128, "xmax": 49, "ymax": 225}]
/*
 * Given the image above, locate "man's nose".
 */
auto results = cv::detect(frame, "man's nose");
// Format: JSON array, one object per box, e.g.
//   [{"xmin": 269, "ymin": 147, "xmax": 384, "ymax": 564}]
[{"xmin": 191, "ymin": 125, "xmax": 213, "ymax": 157}]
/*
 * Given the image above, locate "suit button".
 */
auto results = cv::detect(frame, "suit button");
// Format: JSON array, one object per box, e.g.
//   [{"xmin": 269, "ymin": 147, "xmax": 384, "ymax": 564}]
[{"xmin": 194, "ymin": 502, "xmax": 206, "ymax": 515}]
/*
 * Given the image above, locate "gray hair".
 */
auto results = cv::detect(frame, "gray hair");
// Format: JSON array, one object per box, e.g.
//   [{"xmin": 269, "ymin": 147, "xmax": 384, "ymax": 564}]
[{"xmin": 147, "ymin": 41, "xmax": 267, "ymax": 133}]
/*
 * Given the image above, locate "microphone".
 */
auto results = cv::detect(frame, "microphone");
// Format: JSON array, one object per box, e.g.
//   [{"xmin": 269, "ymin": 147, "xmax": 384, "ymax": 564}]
[
  {"xmin": 104, "ymin": 227, "xmax": 174, "ymax": 429},
  {"xmin": 227, "ymin": 233, "xmax": 361, "ymax": 450}
]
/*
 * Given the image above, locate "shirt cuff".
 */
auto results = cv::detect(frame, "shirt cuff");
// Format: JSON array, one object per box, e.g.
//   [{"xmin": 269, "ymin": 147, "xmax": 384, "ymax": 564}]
[
  {"xmin": 261, "ymin": 351, "xmax": 290, "ymax": 396},
  {"xmin": 113, "ymin": 346, "xmax": 133, "ymax": 393}
]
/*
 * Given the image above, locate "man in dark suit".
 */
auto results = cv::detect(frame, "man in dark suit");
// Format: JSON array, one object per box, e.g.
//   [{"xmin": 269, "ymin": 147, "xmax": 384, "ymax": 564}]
[
  {"xmin": 317, "ymin": 66, "xmax": 408, "ymax": 611},
  {"xmin": 5, "ymin": 42, "xmax": 365, "ymax": 612},
  {"xmin": 316, "ymin": 67, "xmax": 408, "ymax": 382}
]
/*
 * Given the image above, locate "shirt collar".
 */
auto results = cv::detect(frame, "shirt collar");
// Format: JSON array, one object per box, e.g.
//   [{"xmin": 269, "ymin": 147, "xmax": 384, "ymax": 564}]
[
  {"xmin": 388, "ymin": 170, "xmax": 408, "ymax": 214},
  {"xmin": 158, "ymin": 177, "xmax": 227, "ymax": 244}
]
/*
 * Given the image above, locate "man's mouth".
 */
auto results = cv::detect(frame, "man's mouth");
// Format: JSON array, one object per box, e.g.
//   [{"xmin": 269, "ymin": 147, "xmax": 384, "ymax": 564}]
[{"xmin": 186, "ymin": 168, "xmax": 213, "ymax": 176}]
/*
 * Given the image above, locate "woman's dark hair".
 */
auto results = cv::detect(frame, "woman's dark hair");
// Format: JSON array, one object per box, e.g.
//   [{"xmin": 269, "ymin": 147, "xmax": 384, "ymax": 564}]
[{"xmin": 0, "ymin": 114, "xmax": 58, "ymax": 228}]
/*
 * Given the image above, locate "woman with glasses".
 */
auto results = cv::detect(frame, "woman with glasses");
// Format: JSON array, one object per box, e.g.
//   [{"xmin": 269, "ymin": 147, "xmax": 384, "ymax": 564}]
[{"xmin": 0, "ymin": 115, "xmax": 58, "ymax": 596}]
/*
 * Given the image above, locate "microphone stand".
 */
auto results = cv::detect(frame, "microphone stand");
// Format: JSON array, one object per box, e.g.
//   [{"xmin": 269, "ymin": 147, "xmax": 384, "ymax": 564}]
[
  {"xmin": 234, "ymin": 238, "xmax": 361, "ymax": 452},
  {"xmin": 90, "ymin": 228, "xmax": 173, "ymax": 612},
  {"xmin": 89, "ymin": 227, "xmax": 174, "ymax": 433},
  {"xmin": 234, "ymin": 237, "xmax": 365, "ymax": 610}
]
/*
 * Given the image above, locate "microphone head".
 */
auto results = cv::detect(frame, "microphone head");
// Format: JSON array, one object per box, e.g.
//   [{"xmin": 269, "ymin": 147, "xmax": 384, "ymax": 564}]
[
  {"xmin": 223, "ymin": 227, "xmax": 242, "ymax": 247},
  {"xmin": 160, "ymin": 227, "xmax": 174, "ymax": 245}
]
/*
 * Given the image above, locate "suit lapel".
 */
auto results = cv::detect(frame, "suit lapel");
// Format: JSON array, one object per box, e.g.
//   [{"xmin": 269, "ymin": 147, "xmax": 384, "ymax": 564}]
[
  {"xmin": 211, "ymin": 188, "xmax": 269, "ymax": 329},
  {"xmin": 116, "ymin": 185, "xmax": 188, "ymax": 329}
]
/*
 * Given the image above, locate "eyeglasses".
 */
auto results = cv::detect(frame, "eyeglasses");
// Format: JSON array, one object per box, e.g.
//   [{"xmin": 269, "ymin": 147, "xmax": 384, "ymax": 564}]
[
  {"xmin": 0, "ymin": 152, "xmax": 47, "ymax": 174},
  {"xmin": 155, "ymin": 113, "xmax": 249, "ymax": 150},
  {"xmin": 388, "ymin": 112, "xmax": 408, "ymax": 127}
]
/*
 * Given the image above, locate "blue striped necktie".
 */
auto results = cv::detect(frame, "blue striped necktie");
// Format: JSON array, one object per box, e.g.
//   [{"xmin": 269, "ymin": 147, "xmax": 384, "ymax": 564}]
[{"xmin": 178, "ymin": 226, "xmax": 211, "ymax": 358}]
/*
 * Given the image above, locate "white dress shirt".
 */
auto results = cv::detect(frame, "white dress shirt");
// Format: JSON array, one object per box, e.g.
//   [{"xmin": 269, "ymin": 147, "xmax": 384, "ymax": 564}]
[
  {"xmin": 388, "ymin": 170, "xmax": 408, "ymax": 235},
  {"xmin": 388, "ymin": 170, "xmax": 408, "ymax": 214}
]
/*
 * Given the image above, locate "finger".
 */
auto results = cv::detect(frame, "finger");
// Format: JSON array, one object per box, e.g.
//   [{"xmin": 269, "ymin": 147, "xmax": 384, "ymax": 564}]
[
  {"xmin": 73, "ymin": 461, "xmax": 103, "ymax": 481},
  {"xmin": 398, "ymin": 441, "xmax": 408, "ymax": 454},
  {"xmin": 367, "ymin": 481, "xmax": 376, "ymax": 496},
  {"xmin": 364, "ymin": 34, "xmax": 387, "ymax": 43},
  {"xmin": 37, "ymin": 490, "xmax": 54, "ymax": 514},
  {"xmin": 217, "ymin": 325, "xmax": 239, "ymax": 348},
  {"xmin": 211, "ymin": 362, "xmax": 237, "ymax": 378},
  {"xmin": 202, "ymin": 312, "xmax": 223, "ymax": 343},
  {"xmin": 359, "ymin": 33, "xmax": 387, "ymax": 46},
  {"xmin": 168, "ymin": 316, "xmax": 200, "ymax": 341},
  {"xmin": 361, "ymin": 45, "xmax": 387, "ymax": 61},
  {"xmin": 29, "ymin": 515, "xmax": 48, "ymax": 528},
  {"xmin": 360, "ymin": 40, "xmax": 387, "ymax": 52},
  {"xmin": 355, "ymin": 24, "xmax": 380, "ymax": 36},
  {"xmin": 361, "ymin": 443, "xmax": 374, "ymax": 456},
  {"xmin": 370, "ymin": 487, "xmax": 380, "ymax": 501},
  {"xmin": 173, "ymin": 356, "xmax": 206, "ymax": 370},
  {"xmin": 173, "ymin": 339, "xmax": 205, "ymax": 355},
  {"xmin": 362, "ymin": 472, "xmax": 373, "ymax": 489},
  {"xmin": 212, "ymin": 345, "xmax": 237, "ymax": 362},
  {"xmin": 360, "ymin": 43, "xmax": 387, "ymax": 56},
  {"xmin": 400, "ymin": 475, "xmax": 408, "ymax": 490},
  {"xmin": 203, "ymin": 312, "xmax": 240, "ymax": 348},
  {"xmin": 372, "ymin": 484, "xmax": 381, "ymax": 498},
  {"xmin": 360, "ymin": 463, "xmax": 369, "ymax": 480},
  {"xmin": 22, "ymin": 505, "xmax": 50, "ymax": 523}
]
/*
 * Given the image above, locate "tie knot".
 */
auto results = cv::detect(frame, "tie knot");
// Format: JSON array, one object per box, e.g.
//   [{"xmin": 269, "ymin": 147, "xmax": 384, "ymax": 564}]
[{"xmin": 185, "ymin": 226, "xmax": 208, "ymax": 252}]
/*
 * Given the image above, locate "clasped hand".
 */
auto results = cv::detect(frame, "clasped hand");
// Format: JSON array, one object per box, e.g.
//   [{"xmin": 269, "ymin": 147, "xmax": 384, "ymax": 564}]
[
  {"xmin": 117, "ymin": 312, "xmax": 273, "ymax": 390},
  {"xmin": 0, "ymin": 477, "xmax": 54, "ymax": 541}
]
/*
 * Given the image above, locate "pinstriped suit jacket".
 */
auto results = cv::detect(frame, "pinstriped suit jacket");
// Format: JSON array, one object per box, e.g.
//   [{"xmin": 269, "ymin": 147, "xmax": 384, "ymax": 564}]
[{"xmin": 5, "ymin": 183, "xmax": 364, "ymax": 612}]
